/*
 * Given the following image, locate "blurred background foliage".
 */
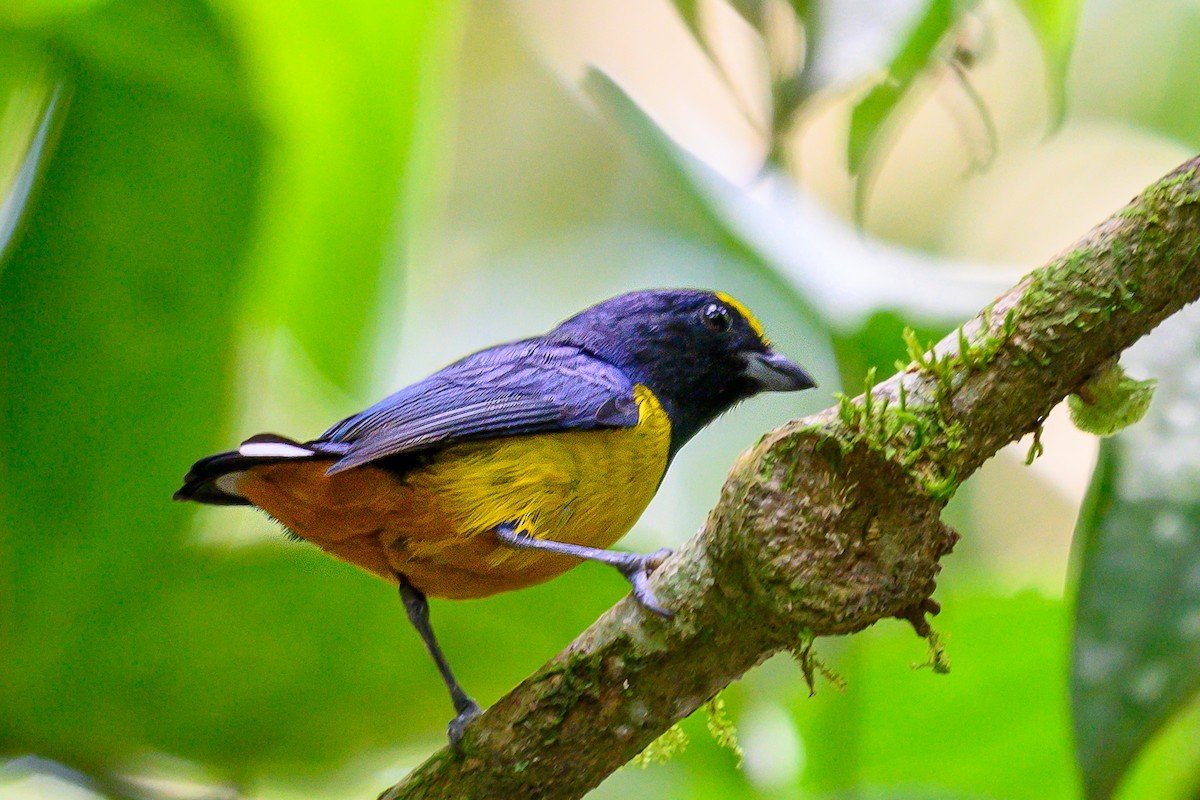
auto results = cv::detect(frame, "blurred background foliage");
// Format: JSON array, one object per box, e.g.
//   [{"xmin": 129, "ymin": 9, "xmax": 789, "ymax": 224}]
[{"xmin": 2, "ymin": 0, "xmax": 1200, "ymax": 798}]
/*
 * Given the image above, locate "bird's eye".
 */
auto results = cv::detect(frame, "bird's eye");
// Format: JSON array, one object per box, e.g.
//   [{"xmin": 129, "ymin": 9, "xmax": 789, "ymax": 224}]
[{"xmin": 700, "ymin": 303, "xmax": 732, "ymax": 333}]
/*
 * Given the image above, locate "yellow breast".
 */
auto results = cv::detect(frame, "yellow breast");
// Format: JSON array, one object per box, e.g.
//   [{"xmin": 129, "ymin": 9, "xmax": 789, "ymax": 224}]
[{"xmin": 235, "ymin": 385, "xmax": 673, "ymax": 599}]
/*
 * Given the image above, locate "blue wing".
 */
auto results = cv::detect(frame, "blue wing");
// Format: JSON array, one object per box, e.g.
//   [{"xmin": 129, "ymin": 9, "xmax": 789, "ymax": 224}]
[{"xmin": 318, "ymin": 340, "xmax": 640, "ymax": 475}]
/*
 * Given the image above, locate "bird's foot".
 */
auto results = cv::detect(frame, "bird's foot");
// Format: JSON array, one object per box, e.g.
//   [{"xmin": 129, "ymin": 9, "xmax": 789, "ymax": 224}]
[
  {"xmin": 615, "ymin": 548, "xmax": 674, "ymax": 618},
  {"xmin": 447, "ymin": 699, "xmax": 483, "ymax": 752},
  {"xmin": 493, "ymin": 523, "xmax": 675, "ymax": 617}
]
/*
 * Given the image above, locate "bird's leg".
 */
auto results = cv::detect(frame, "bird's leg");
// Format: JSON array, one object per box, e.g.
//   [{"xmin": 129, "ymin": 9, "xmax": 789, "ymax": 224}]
[
  {"xmin": 494, "ymin": 523, "xmax": 674, "ymax": 618},
  {"xmin": 396, "ymin": 575, "xmax": 481, "ymax": 749}
]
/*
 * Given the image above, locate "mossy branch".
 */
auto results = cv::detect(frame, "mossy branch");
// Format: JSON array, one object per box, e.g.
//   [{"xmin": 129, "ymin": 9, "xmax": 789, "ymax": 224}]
[{"xmin": 379, "ymin": 156, "xmax": 1200, "ymax": 800}]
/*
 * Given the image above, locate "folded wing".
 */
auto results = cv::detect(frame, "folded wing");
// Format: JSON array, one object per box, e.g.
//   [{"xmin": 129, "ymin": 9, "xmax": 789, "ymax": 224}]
[{"xmin": 319, "ymin": 341, "xmax": 640, "ymax": 475}]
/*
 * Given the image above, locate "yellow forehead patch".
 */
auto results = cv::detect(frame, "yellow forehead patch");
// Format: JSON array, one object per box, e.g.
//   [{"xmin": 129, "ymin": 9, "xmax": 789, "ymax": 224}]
[{"xmin": 715, "ymin": 292, "xmax": 769, "ymax": 343}]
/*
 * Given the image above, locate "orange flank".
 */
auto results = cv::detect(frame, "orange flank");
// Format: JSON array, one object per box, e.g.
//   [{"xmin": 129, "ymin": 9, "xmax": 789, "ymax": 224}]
[{"xmin": 233, "ymin": 386, "xmax": 672, "ymax": 599}]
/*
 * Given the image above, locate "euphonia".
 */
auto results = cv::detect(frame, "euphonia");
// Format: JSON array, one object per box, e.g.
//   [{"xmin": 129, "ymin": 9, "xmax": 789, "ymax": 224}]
[{"xmin": 175, "ymin": 289, "xmax": 815, "ymax": 744}]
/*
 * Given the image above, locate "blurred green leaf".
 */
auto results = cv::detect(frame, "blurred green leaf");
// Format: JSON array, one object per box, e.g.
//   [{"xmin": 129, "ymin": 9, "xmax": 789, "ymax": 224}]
[
  {"xmin": 232, "ymin": 0, "xmax": 451, "ymax": 391},
  {"xmin": 0, "ymin": 0, "xmax": 462, "ymax": 779},
  {"xmin": 769, "ymin": 0, "xmax": 817, "ymax": 151},
  {"xmin": 726, "ymin": 0, "xmax": 760, "ymax": 27},
  {"xmin": 1012, "ymin": 0, "xmax": 1081, "ymax": 124},
  {"xmin": 847, "ymin": 0, "xmax": 954, "ymax": 173},
  {"xmin": 669, "ymin": 0, "xmax": 701, "ymax": 40},
  {"xmin": 848, "ymin": 0, "xmax": 954, "ymax": 222},
  {"xmin": 0, "ymin": 0, "xmax": 263, "ymax": 768},
  {"xmin": 801, "ymin": 587, "xmax": 1078, "ymax": 799},
  {"xmin": 1070, "ymin": 4, "xmax": 1200, "ymax": 151},
  {"xmin": 41, "ymin": 0, "xmax": 247, "ymax": 112},
  {"xmin": 0, "ymin": 0, "xmax": 110, "ymax": 27},
  {"xmin": 1071, "ymin": 310, "xmax": 1200, "ymax": 800},
  {"xmin": 667, "ymin": 0, "xmax": 813, "ymax": 170},
  {"xmin": 0, "ymin": 45, "xmax": 59, "ymax": 260},
  {"xmin": 667, "ymin": 0, "xmax": 800, "ymax": 54},
  {"xmin": 1111, "ymin": 690, "xmax": 1200, "ymax": 800}
]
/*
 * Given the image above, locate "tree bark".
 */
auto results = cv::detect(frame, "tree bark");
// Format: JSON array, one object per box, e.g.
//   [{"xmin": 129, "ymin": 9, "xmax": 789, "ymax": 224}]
[{"xmin": 379, "ymin": 156, "xmax": 1200, "ymax": 800}]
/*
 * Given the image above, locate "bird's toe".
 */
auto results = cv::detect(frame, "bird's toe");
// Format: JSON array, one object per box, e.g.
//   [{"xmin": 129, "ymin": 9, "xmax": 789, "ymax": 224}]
[{"xmin": 447, "ymin": 700, "xmax": 483, "ymax": 752}]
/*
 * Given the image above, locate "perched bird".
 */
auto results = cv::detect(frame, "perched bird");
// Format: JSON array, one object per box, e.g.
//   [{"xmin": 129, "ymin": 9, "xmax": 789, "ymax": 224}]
[{"xmin": 174, "ymin": 289, "xmax": 815, "ymax": 744}]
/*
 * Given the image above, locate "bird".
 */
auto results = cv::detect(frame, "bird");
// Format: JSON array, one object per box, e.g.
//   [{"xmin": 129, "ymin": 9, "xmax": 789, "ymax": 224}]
[{"xmin": 174, "ymin": 288, "xmax": 816, "ymax": 745}]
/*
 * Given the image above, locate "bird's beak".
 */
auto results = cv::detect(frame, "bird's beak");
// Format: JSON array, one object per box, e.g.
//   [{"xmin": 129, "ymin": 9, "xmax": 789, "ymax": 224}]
[{"xmin": 741, "ymin": 349, "xmax": 817, "ymax": 392}]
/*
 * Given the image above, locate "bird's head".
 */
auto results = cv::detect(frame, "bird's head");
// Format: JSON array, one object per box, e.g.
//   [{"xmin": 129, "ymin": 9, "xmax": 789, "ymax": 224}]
[{"xmin": 550, "ymin": 289, "xmax": 816, "ymax": 451}]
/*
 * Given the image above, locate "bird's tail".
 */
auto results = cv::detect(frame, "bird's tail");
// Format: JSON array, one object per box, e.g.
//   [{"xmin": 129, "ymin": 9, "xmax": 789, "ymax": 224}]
[{"xmin": 173, "ymin": 433, "xmax": 343, "ymax": 506}]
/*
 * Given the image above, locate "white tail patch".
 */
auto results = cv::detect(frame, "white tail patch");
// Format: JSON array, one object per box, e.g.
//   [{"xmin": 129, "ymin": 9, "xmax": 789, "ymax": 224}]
[{"xmin": 238, "ymin": 441, "xmax": 314, "ymax": 458}]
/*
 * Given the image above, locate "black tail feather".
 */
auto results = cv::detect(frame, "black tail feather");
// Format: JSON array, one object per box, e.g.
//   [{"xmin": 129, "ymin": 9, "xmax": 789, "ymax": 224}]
[
  {"xmin": 173, "ymin": 449, "xmax": 257, "ymax": 505},
  {"xmin": 173, "ymin": 433, "xmax": 344, "ymax": 506}
]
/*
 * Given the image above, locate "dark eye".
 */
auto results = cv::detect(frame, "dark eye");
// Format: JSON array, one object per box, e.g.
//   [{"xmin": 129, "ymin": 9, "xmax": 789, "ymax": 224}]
[{"xmin": 700, "ymin": 303, "xmax": 732, "ymax": 333}]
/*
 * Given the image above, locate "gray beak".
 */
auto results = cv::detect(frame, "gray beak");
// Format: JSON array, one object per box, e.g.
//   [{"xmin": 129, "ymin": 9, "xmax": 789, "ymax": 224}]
[{"xmin": 741, "ymin": 350, "xmax": 817, "ymax": 392}]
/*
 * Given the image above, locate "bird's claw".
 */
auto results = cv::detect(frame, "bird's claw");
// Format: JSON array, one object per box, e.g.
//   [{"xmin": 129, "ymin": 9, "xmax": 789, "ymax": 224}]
[
  {"xmin": 619, "ymin": 548, "xmax": 675, "ymax": 619},
  {"xmin": 645, "ymin": 547, "xmax": 673, "ymax": 570},
  {"xmin": 447, "ymin": 699, "xmax": 483, "ymax": 752}
]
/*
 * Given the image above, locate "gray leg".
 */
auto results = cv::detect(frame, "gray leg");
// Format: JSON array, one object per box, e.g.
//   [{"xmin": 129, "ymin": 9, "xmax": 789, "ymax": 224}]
[
  {"xmin": 494, "ymin": 523, "xmax": 674, "ymax": 618},
  {"xmin": 397, "ymin": 575, "xmax": 482, "ymax": 748}
]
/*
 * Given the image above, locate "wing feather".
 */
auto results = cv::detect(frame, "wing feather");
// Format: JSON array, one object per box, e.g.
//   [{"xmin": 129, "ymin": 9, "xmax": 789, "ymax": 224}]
[{"xmin": 320, "ymin": 342, "xmax": 640, "ymax": 475}]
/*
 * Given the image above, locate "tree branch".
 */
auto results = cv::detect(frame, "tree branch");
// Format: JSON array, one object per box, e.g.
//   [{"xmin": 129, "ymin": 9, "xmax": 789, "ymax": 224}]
[{"xmin": 380, "ymin": 155, "xmax": 1200, "ymax": 800}]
